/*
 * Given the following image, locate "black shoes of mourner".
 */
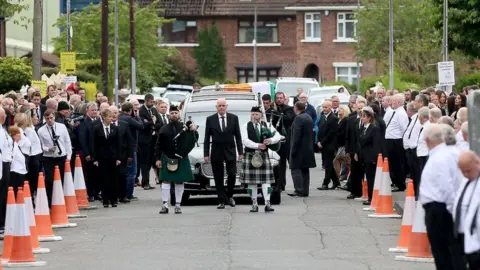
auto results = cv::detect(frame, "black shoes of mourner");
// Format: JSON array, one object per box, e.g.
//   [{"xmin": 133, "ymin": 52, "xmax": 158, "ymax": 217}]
[
  {"xmin": 346, "ymin": 194, "xmax": 358, "ymax": 199},
  {"xmin": 88, "ymin": 196, "xmax": 95, "ymax": 202},
  {"xmin": 330, "ymin": 183, "xmax": 340, "ymax": 190},
  {"xmin": 317, "ymin": 185, "xmax": 329, "ymax": 190},
  {"xmin": 174, "ymin": 205, "xmax": 182, "ymax": 214},
  {"xmin": 217, "ymin": 204, "xmax": 225, "ymax": 209},
  {"xmin": 265, "ymin": 201, "xmax": 275, "ymax": 212},
  {"xmin": 159, "ymin": 203, "xmax": 169, "ymax": 214},
  {"xmin": 287, "ymin": 192, "xmax": 308, "ymax": 197},
  {"xmin": 363, "ymin": 200, "xmax": 371, "ymax": 206},
  {"xmin": 250, "ymin": 204, "xmax": 259, "ymax": 212},
  {"xmin": 119, "ymin": 198, "xmax": 130, "ymax": 203},
  {"xmin": 112, "ymin": 204, "xmax": 118, "ymax": 207},
  {"xmin": 144, "ymin": 185, "xmax": 155, "ymax": 190},
  {"xmin": 128, "ymin": 196, "xmax": 139, "ymax": 201},
  {"xmin": 103, "ymin": 204, "xmax": 109, "ymax": 208},
  {"xmin": 228, "ymin": 198, "xmax": 236, "ymax": 207}
]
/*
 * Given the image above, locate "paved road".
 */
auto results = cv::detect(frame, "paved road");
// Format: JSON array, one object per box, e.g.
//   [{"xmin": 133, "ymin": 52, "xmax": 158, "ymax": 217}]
[{"xmin": 6, "ymin": 155, "xmax": 433, "ymax": 270}]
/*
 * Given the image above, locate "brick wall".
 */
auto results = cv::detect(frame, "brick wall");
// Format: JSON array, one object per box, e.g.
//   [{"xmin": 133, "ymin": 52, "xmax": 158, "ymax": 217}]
[{"xmin": 295, "ymin": 11, "xmax": 376, "ymax": 82}]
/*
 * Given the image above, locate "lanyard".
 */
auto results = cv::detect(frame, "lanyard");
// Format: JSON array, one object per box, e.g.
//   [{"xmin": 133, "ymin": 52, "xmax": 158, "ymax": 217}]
[
  {"xmin": 407, "ymin": 115, "xmax": 418, "ymax": 139},
  {"xmin": 386, "ymin": 111, "xmax": 396, "ymax": 128}
]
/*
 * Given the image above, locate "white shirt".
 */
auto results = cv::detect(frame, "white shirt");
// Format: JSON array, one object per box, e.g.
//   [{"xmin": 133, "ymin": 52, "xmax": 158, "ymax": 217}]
[
  {"xmin": 102, "ymin": 123, "xmax": 111, "ymax": 139},
  {"xmin": 463, "ymin": 179, "xmax": 480, "ymax": 254},
  {"xmin": 456, "ymin": 130, "xmax": 465, "ymax": 144},
  {"xmin": 403, "ymin": 113, "xmax": 422, "ymax": 149},
  {"xmin": 17, "ymin": 127, "xmax": 32, "ymax": 156},
  {"xmin": 218, "ymin": 113, "xmax": 227, "ymax": 131},
  {"xmin": 457, "ymin": 140, "xmax": 470, "ymax": 153},
  {"xmin": 453, "ymin": 178, "xmax": 478, "ymax": 234},
  {"xmin": 241, "ymin": 121, "xmax": 281, "ymax": 150},
  {"xmin": 10, "ymin": 142, "xmax": 27, "ymax": 175},
  {"xmin": 385, "ymin": 106, "xmax": 409, "ymax": 139},
  {"xmin": 419, "ymin": 143, "xmax": 459, "ymax": 214},
  {"xmin": 416, "ymin": 121, "xmax": 430, "ymax": 157},
  {"xmin": 160, "ymin": 114, "xmax": 169, "ymax": 124},
  {"xmin": 383, "ymin": 107, "xmax": 393, "ymax": 122},
  {"xmin": 0, "ymin": 125, "xmax": 13, "ymax": 162},
  {"xmin": 25, "ymin": 127, "xmax": 42, "ymax": 155},
  {"xmin": 37, "ymin": 122, "xmax": 72, "ymax": 158}
]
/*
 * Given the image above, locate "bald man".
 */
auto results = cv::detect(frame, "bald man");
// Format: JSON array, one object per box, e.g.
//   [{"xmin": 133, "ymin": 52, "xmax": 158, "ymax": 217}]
[
  {"xmin": 204, "ymin": 98, "xmax": 243, "ymax": 209},
  {"xmin": 456, "ymin": 151, "xmax": 480, "ymax": 269}
]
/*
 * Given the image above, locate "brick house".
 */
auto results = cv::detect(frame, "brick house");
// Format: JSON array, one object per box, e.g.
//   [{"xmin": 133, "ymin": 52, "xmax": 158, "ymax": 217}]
[{"xmin": 154, "ymin": 0, "xmax": 376, "ymax": 84}]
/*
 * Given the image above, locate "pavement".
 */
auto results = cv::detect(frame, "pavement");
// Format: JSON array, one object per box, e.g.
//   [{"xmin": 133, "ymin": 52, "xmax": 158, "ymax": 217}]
[{"xmin": 2, "ymin": 154, "xmax": 433, "ymax": 270}]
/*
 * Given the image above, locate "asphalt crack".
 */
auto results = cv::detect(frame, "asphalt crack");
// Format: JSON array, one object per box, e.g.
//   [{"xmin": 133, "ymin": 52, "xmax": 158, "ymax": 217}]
[{"xmin": 299, "ymin": 198, "xmax": 326, "ymax": 251}]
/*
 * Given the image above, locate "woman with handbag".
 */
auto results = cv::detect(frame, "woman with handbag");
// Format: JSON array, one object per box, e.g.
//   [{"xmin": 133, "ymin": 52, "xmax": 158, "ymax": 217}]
[{"xmin": 155, "ymin": 105, "xmax": 198, "ymax": 214}]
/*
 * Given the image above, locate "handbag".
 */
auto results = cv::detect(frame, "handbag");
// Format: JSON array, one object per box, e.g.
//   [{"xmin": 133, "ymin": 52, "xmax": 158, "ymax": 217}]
[{"xmin": 166, "ymin": 157, "xmax": 179, "ymax": 172}]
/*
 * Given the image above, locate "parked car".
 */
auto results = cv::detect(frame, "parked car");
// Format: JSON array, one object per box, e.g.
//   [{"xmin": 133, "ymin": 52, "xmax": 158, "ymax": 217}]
[
  {"xmin": 275, "ymin": 77, "xmax": 320, "ymax": 106},
  {"xmin": 166, "ymin": 84, "xmax": 193, "ymax": 92},
  {"xmin": 126, "ymin": 94, "xmax": 170, "ymax": 106},
  {"xmin": 162, "ymin": 90, "xmax": 190, "ymax": 106},
  {"xmin": 176, "ymin": 90, "xmax": 282, "ymax": 205}
]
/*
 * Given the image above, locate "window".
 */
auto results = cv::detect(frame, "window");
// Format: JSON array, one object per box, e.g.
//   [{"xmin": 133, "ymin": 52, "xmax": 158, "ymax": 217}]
[
  {"xmin": 61, "ymin": 0, "xmax": 101, "ymax": 13},
  {"xmin": 335, "ymin": 66, "xmax": 359, "ymax": 85},
  {"xmin": 237, "ymin": 69, "xmax": 279, "ymax": 83},
  {"xmin": 159, "ymin": 20, "xmax": 197, "ymax": 43},
  {"xmin": 304, "ymin": 13, "xmax": 321, "ymax": 41},
  {"xmin": 238, "ymin": 20, "xmax": 278, "ymax": 43},
  {"xmin": 337, "ymin": 13, "xmax": 357, "ymax": 40}
]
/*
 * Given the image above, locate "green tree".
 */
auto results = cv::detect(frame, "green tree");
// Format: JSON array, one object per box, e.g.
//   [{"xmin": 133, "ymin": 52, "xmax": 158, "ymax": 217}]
[
  {"xmin": 192, "ymin": 22, "xmax": 226, "ymax": 81},
  {"xmin": 0, "ymin": 57, "xmax": 32, "ymax": 93},
  {"xmin": 0, "ymin": 0, "xmax": 30, "ymax": 28},
  {"xmin": 52, "ymin": 0, "xmax": 176, "ymax": 86}
]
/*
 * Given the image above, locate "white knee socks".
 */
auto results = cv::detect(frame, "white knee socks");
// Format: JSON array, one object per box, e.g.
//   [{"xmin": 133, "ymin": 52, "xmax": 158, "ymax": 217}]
[
  {"xmin": 262, "ymin": 184, "xmax": 271, "ymax": 201},
  {"xmin": 248, "ymin": 184, "xmax": 258, "ymax": 203},
  {"xmin": 175, "ymin": 183, "xmax": 184, "ymax": 204},
  {"xmin": 161, "ymin": 183, "xmax": 171, "ymax": 206}
]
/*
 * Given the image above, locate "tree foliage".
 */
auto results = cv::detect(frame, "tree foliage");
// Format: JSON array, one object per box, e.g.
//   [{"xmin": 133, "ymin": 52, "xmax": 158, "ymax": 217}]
[
  {"xmin": 192, "ymin": 22, "xmax": 226, "ymax": 81},
  {"xmin": 52, "ymin": 0, "xmax": 176, "ymax": 86},
  {"xmin": 0, "ymin": 0, "xmax": 30, "ymax": 28},
  {"xmin": 0, "ymin": 57, "xmax": 32, "ymax": 93}
]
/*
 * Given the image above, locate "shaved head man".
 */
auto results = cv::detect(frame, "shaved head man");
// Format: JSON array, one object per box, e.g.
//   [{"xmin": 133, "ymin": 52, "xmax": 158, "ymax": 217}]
[
  {"xmin": 216, "ymin": 98, "xmax": 227, "ymax": 116},
  {"xmin": 99, "ymin": 102, "xmax": 110, "ymax": 113}
]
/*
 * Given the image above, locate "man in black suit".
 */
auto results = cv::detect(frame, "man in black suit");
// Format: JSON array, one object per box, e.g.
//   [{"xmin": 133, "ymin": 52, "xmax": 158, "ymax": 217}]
[
  {"xmin": 110, "ymin": 106, "xmax": 133, "ymax": 203},
  {"xmin": 31, "ymin": 92, "xmax": 47, "ymax": 121},
  {"xmin": 316, "ymin": 100, "xmax": 340, "ymax": 190},
  {"xmin": 288, "ymin": 102, "xmax": 316, "ymax": 197},
  {"xmin": 137, "ymin": 94, "xmax": 162, "ymax": 190},
  {"xmin": 204, "ymin": 98, "xmax": 243, "ymax": 209}
]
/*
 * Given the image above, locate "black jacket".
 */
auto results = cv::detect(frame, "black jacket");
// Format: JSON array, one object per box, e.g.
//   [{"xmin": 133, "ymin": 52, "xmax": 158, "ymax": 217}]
[
  {"xmin": 114, "ymin": 120, "xmax": 133, "ymax": 162},
  {"xmin": 345, "ymin": 112, "xmax": 361, "ymax": 155},
  {"xmin": 271, "ymin": 104, "xmax": 295, "ymax": 156},
  {"xmin": 357, "ymin": 124, "xmax": 382, "ymax": 164},
  {"xmin": 78, "ymin": 117, "xmax": 96, "ymax": 157},
  {"xmin": 336, "ymin": 118, "xmax": 348, "ymax": 148},
  {"xmin": 118, "ymin": 113, "xmax": 143, "ymax": 152},
  {"xmin": 203, "ymin": 112, "xmax": 243, "ymax": 163},
  {"xmin": 289, "ymin": 112, "xmax": 316, "ymax": 170},
  {"xmin": 137, "ymin": 105, "xmax": 162, "ymax": 145},
  {"xmin": 317, "ymin": 112, "xmax": 338, "ymax": 152},
  {"xmin": 375, "ymin": 116, "xmax": 386, "ymax": 154},
  {"xmin": 90, "ymin": 123, "xmax": 121, "ymax": 162}
]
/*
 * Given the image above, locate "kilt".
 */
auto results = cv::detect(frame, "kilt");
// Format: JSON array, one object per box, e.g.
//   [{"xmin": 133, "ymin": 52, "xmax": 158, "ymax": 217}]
[
  {"xmin": 240, "ymin": 151, "xmax": 275, "ymax": 185},
  {"xmin": 158, "ymin": 154, "xmax": 194, "ymax": 183}
]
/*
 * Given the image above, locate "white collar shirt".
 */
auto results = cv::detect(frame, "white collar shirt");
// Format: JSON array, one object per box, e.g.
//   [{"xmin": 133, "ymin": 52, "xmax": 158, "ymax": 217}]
[
  {"xmin": 24, "ymin": 127, "xmax": 42, "ymax": 156},
  {"xmin": 103, "ymin": 123, "xmax": 111, "ymax": 138},
  {"xmin": 403, "ymin": 113, "xmax": 422, "ymax": 149},
  {"xmin": 463, "ymin": 178, "xmax": 480, "ymax": 254},
  {"xmin": 10, "ymin": 142, "xmax": 27, "ymax": 175},
  {"xmin": 453, "ymin": 178, "xmax": 478, "ymax": 234},
  {"xmin": 240, "ymin": 121, "xmax": 281, "ymax": 150},
  {"xmin": 218, "ymin": 113, "xmax": 227, "ymax": 131},
  {"xmin": 416, "ymin": 121, "xmax": 430, "ymax": 157},
  {"xmin": 37, "ymin": 122, "xmax": 72, "ymax": 158},
  {"xmin": 17, "ymin": 127, "xmax": 32, "ymax": 156},
  {"xmin": 385, "ymin": 106, "xmax": 409, "ymax": 139},
  {"xmin": 0, "ymin": 125, "xmax": 13, "ymax": 162}
]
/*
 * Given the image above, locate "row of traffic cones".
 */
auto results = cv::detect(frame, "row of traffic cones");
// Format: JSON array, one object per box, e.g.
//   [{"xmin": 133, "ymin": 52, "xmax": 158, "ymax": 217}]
[
  {"xmin": 354, "ymin": 154, "xmax": 434, "ymax": 263},
  {"xmin": 1, "ymin": 155, "xmax": 96, "ymax": 267}
]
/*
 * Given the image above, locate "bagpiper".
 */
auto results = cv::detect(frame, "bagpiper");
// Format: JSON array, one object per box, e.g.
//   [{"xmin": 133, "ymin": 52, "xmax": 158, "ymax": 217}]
[
  {"xmin": 155, "ymin": 105, "xmax": 198, "ymax": 214},
  {"xmin": 240, "ymin": 106, "xmax": 281, "ymax": 212}
]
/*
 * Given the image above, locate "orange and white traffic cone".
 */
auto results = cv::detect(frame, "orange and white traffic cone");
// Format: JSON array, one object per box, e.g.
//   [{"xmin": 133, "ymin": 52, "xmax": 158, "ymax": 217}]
[
  {"xmin": 35, "ymin": 172, "xmax": 62, "ymax": 242},
  {"xmin": 396, "ymin": 203, "xmax": 434, "ymax": 263},
  {"xmin": 389, "ymin": 179, "xmax": 416, "ymax": 253},
  {"xmin": 64, "ymin": 160, "xmax": 87, "ymax": 219},
  {"xmin": 51, "ymin": 166, "xmax": 77, "ymax": 228},
  {"xmin": 363, "ymin": 154, "xmax": 383, "ymax": 211},
  {"xmin": 73, "ymin": 155, "xmax": 97, "ymax": 210},
  {"xmin": 368, "ymin": 158, "xmax": 401, "ymax": 218},
  {"xmin": 23, "ymin": 181, "xmax": 50, "ymax": 254},
  {"xmin": 1, "ymin": 187, "xmax": 16, "ymax": 263},
  {"xmin": 355, "ymin": 177, "xmax": 368, "ymax": 202},
  {"xmin": 4, "ymin": 188, "xmax": 46, "ymax": 267}
]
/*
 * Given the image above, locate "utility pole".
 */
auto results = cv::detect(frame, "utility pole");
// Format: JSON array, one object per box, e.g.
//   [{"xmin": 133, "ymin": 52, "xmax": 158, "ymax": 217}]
[
  {"xmin": 101, "ymin": 0, "xmax": 109, "ymax": 96},
  {"xmin": 32, "ymin": 0, "xmax": 43, "ymax": 80},
  {"xmin": 355, "ymin": 0, "xmax": 361, "ymax": 92},
  {"xmin": 0, "ymin": 16, "xmax": 7, "ymax": 57},
  {"xmin": 66, "ymin": 0, "xmax": 71, "ymax": 51},
  {"xmin": 442, "ymin": 0, "xmax": 449, "ymax": 92},
  {"xmin": 388, "ymin": 0, "xmax": 394, "ymax": 90},
  {"xmin": 114, "ymin": 0, "xmax": 119, "ymax": 105},
  {"xmin": 45, "ymin": 2, "xmax": 48, "ymax": 52},
  {"xmin": 130, "ymin": 0, "xmax": 136, "ymax": 94},
  {"xmin": 253, "ymin": 2, "xmax": 257, "ymax": 82}
]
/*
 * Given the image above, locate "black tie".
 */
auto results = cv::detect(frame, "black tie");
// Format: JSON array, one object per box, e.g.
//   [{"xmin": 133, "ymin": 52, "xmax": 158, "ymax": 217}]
[
  {"xmin": 51, "ymin": 126, "xmax": 62, "ymax": 155},
  {"xmin": 106, "ymin": 127, "xmax": 110, "ymax": 138},
  {"xmin": 454, "ymin": 181, "xmax": 472, "ymax": 238},
  {"xmin": 162, "ymin": 115, "xmax": 167, "ymax": 124},
  {"xmin": 148, "ymin": 109, "xmax": 152, "ymax": 116},
  {"xmin": 221, "ymin": 116, "xmax": 226, "ymax": 131}
]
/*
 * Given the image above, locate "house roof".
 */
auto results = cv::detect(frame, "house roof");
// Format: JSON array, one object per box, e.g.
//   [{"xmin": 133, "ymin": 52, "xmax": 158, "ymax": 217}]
[
  {"xmin": 21, "ymin": 52, "xmax": 60, "ymax": 67},
  {"xmin": 287, "ymin": 0, "xmax": 360, "ymax": 8},
  {"xmin": 140, "ymin": 0, "xmax": 297, "ymax": 17}
]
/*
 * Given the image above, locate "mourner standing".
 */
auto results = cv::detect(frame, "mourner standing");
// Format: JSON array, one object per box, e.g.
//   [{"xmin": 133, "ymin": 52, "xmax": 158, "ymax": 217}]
[
  {"xmin": 316, "ymin": 100, "xmax": 339, "ymax": 190},
  {"xmin": 155, "ymin": 105, "xmax": 198, "ymax": 214},
  {"xmin": 240, "ymin": 106, "xmax": 281, "ymax": 212},
  {"xmin": 204, "ymin": 98, "xmax": 243, "ymax": 209}
]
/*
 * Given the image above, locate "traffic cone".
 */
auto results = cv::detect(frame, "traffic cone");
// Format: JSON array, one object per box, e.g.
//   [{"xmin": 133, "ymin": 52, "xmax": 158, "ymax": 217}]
[
  {"xmin": 389, "ymin": 179, "xmax": 416, "ymax": 253},
  {"xmin": 64, "ymin": 160, "xmax": 87, "ymax": 219},
  {"xmin": 4, "ymin": 188, "xmax": 46, "ymax": 267},
  {"xmin": 396, "ymin": 203, "xmax": 434, "ymax": 263},
  {"xmin": 368, "ymin": 158, "xmax": 401, "ymax": 218},
  {"xmin": 1, "ymin": 188, "xmax": 16, "ymax": 263},
  {"xmin": 35, "ymin": 172, "xmax": 62, "ymax": 242},
  {"xmin": 355, "ymin": 177, "xmax": 368, "ymax": 202},
  {"xmin": 74, "ymin": 155, "xmax": 97, "ymax": 210},
  {"xmin": 51, "ymin": 166, "xmax": 77, "ymax": 228},
  {"xmin": 23, "ymin": 181, "xmax": 50, "ymax": 254},
  {"xmin": 363, "ymin": 154, "xmax": 382, "ymax": 211}
]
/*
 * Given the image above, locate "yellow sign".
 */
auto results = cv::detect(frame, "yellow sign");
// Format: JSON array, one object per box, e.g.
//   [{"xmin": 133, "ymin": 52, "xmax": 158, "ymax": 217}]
[
  {"xmin": 60, "ymin": 52, "xmax": 76, "ymax": 74},
  {"xmin": 31, "ymin": 80, "xmax": 48, "ymax": 97}
]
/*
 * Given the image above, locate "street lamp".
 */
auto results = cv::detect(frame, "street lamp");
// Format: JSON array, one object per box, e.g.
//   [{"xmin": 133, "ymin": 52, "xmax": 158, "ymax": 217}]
[
  {"xmin": 253, "ymin": 1, "xmax": 257, "ymax": 82},
  {"xmin": 388, "ymin": 0, "xmax": 394, "ymax": 90},
  {"xmin": 114, "ymin": 0, "xmax": 119, "ymax": 105}
]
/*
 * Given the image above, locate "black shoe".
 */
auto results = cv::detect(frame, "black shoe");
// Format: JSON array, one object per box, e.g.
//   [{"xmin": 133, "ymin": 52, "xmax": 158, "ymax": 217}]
[
  {"xmin": 159, "ymin": 205, "xmax": 169, "ymax": 214},
  {"xmin": 95, "ymin": 195, "xmax": 103, "ymax": 201},
  {"xmin": 144, "ymin": 185, "xmax": 156, "ymax": 190},
  {"xmin": 250, "ymin": 204, "xmax": 259, "ymax": 212},
  {"xmin": 287, "ymin": 192, "xmax": 300, "ymax": 197},
  {"xmin": 363, "ymin": 200, "xmax": 371, "ymax": 206},
  {"xmin": 228, "ymin": 198, "xmax": 235, "ymax": 207},
  {"xmin": 392, "ymin": 187, "xmax": 405, "ymax": 192},
  {"xmin": 103, "ymin": 204, "xmax": 109, "ymax": 208},
  {"xmin": 128, "ymin": 196, "xmax": 139, "ymax": 201},
  {"xmin": 88, "ymin": 196, "xmax": 95, "ymax": 202},
  {"xmin": 317, "ymin": 185, "xmax": 329, "ymax": 190},
  {"xmin": 339, "ymin": 185, "xmax": 349, "ymax": 191},
  {"xmin": 346, "ymin": 194, "xmax": 357, "ymax": 199},
  {"xmin": 174, "ymin": 205, "xmax": 182, "ymax": 214},
  {"xmin": 265, "ymin": 201, "xmax": 275, "ymax": 212},
  {"xmin": 217, "ymin": 204, "xmax": 225, "ymax": 209},
  {"xmin": 330, "ymin": 183, "xmax": 340, "ymax": 190},
  {"xmin": 112, "ymin": 204, "xmax": 118, "ymax": 207},
  {"xmin": 120, "ymin": 198, "xmax": 131, "ymax": 203}
]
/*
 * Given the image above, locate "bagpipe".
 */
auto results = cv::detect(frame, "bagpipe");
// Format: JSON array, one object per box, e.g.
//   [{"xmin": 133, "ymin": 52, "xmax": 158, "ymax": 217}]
[
  {"xmin": 173, "ymin": 116, "xmax": 199, "ymax": 159},
  {"xmin": 257, "ymin": 93, "xmax": 286, "ymax": 153}
]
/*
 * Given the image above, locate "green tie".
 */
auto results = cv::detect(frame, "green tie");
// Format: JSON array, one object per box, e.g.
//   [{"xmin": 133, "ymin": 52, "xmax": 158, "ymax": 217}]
[{"xmin": 255, "ymin": 123, "xmax": 261, "ymax": 142}]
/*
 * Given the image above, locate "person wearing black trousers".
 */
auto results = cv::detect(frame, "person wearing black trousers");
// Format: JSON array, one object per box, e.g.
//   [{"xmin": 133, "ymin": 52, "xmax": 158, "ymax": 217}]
[
  {"xmin": 316, "ymin": 100, "xmax": 339, "ymax": 190},
  {"xmin": 0, "ymin": 107, "xmax": 13, "ymax": 233},
  {"xmin": 345, "ymin": 100, "xmax": 366, "ymax": 199},
  {"xmin": 90, "ymin": 109, "xmax": 122, "ymax": 208},
  {"xmin": 356, "ymin": 107, "xmax": 381, "ymax": 206}
]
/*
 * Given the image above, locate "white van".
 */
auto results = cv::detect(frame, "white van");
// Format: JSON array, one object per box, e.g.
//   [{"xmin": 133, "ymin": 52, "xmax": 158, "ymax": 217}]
[{"xmin": 275, "ymin": 77, "xmax": 320, "ymax": 106}]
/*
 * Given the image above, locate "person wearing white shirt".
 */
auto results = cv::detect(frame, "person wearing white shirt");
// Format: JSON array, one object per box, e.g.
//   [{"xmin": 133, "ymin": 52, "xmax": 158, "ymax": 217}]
[
  {"xmin": 385, "ymin": 94, "xmax": 409, "ymax": 191},
  {"xmin": 415, "ymin": 107, "xmax": 430, "ymax": 198},
  {"xmin": 454, "ymin": 151, "xmax": 480, "ymax": 270},
  {"xmin": 0, "ymin": 107, "xmax": 8, "ymax": 232},
  {"xmin": 403, "ymin": 99, "xmax": 424, "ymax": 197},
  {"xmin": 457, "ymin": 122, "xmax": 470, "ymax": 153},
  {"xmin": 8, "ymin": 126, "xmax": 27, "ymax": 197},
  {"xmin": 381, "ymin": 95, "xmax": 393, "ymax": 119},
  {"xmin": 420, "ymin": 123, "xmax": 464, "ymax": 270},
  {"xmin": 37, "ymin": 109, "xmax": 72, "ymax": 207}
]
